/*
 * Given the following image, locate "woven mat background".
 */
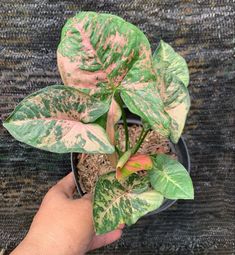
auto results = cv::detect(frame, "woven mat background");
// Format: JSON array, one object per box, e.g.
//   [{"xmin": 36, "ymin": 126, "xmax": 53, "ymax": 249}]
[{"xmin": 0, "ymin": 1, "xmax": 234, "ymax": 254}]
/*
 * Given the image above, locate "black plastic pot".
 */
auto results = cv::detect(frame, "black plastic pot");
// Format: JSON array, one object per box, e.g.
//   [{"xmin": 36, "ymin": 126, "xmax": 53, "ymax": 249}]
[{"xmin": 71, "ymin": 110, "xmax": 190, "ymax": 215}]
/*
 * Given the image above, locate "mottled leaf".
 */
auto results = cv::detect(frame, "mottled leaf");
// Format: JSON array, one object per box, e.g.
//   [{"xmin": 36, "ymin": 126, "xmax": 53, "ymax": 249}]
[
  {"xmin": 116, "ymin": 154, "xmax": 153, "ymax": 180},
  {"xmin": 153, "ymin": 40, "xmax": 190, "ymax": 142},
  {"xmin": 58, "ymin": 12, "xmax": 172, "ymax": 137},
  {"xmin": 121, "ymin": 83, "xmax": 170, "ymax": 137},
  {"xmin": 148, "ymin": 154, "xmax": 194, "ymax": 199},
  {"xmin": 119, "ymin": 33, "xmax": 171, "ymax": 138},
  {"xmin": 106, "ymin": 97, "xmax": 122, "ymax": 166},
  {"xmin": 93, "ymin": 172, "xmax": 163, "ymax": 234},
  {"xmin": 3, "ymin": 85, "xmax": 114, "ymax": 154},
  {"xmin": 161, "ymin": 74, "xmax": 190, "ymax": 143},
  {"xmin": 57, "ymin": 11, "xmax": 151, "ymax": 91},
  {"xmin": 153, "ymin": 40, "xmax": 189, "ymax": 87}
]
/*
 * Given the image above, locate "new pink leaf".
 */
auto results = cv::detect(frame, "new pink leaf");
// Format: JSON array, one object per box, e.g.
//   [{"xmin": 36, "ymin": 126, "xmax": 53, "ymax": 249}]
[{"xmin": 116, "ymin": 154, "xmax": 153, "ymax": 180}]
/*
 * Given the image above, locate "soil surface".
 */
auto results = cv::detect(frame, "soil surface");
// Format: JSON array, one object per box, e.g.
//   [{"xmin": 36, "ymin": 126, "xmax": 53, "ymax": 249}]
[{"xmin": 77, "ymin": 124, "xmax": 176, "ymax": 193}]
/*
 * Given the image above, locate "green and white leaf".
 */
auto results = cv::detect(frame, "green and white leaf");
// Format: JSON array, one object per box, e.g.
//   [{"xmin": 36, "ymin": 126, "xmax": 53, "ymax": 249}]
[
  {"xmin": 160, "ymin": 73, "xmax": 190, "ymax": 143},
  {"xmin": 153, "ymin": 40, "xmax": 190, "ymax": 142},
  {"xmin": 3, "ymin": 85, "xmax": 114, "ymax": 154},
  {"xmin": 153, "ymin": 40, "xmax": 189, "ymax": 87},
  {"xmin": 120, "ymin": 83, "xmax": 170, "ymax": 137},
  {"xmin": 93, "ymin": 172, "xmax": 163, "ymax": 234},
  {"xmin": 148, "ymin": 154, "xmax": 194, "ymax": 199}
]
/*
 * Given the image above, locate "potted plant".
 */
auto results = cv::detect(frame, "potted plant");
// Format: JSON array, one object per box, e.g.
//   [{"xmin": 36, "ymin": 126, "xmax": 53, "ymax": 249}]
[{"xmin": 3, "ymin": 12, "xmax": 193, "ymax": 235}]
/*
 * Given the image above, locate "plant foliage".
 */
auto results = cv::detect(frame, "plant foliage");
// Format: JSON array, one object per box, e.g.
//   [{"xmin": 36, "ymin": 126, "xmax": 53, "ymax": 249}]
[{"xmin": 3, "ymin": 12, "xmax": 193, "ymax": 234}]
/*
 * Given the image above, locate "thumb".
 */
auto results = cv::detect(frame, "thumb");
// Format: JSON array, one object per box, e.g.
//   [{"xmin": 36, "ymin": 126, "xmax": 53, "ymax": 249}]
[{"xmin": 53, "ymin": 172, "xmax": 76, "ymax": 198}]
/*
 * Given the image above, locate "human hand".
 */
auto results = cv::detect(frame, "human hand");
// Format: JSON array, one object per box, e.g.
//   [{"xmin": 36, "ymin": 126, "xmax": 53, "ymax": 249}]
[{"xmin": 11, "ymin": 172, "xmax": 124, "ymax": 255}]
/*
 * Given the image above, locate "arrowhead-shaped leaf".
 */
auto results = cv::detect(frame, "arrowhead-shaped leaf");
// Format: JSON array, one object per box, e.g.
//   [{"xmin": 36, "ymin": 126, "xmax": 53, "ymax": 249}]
[
  {"xmin": 153, "ymin": 40, "xmax": 189, "ymax": 87},
  {"xmin": 57, "ymin": 11, "xmax": 150, "ymax": 91},
  {"xmin": 120, "ymin": 83, "xmax": 170, "ymax": 137},
  {"xmin": 57, "ymin": 12, "xmax": 171, "ymax": 137},
  {"xmin": 153, "ymin": 40, "xmax": 190, "ymax": 143},
  {"xmin": 148, "ymin": 154, "xmax": 194, "ymax": 199},
  {"xmin": 93, "ymin": 172, "xmax": 163, "ymax": 234},
  {"xmin": 116, "ymin": 154, "xmax": 153, "ymax": 180},
  {"xmin": 3, "ymin": 85, "xmax": 114, "ymax": 154}
]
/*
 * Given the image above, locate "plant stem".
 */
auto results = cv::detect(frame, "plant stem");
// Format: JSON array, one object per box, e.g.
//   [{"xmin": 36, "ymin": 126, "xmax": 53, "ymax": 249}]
[
  {"xmin": 122, "ymin": 107, "xmax": 129, "ymax": 151},
  {"xmin": 116, "ymin": 93, "xmax": 129, "ymax": 151},
  {"xmin": 115, "ymin": 146, "xmax": 122, "ymax": 157},
  {"xmin": 132, "ymin": 128, "xmax": 150, "ymax": 155}
]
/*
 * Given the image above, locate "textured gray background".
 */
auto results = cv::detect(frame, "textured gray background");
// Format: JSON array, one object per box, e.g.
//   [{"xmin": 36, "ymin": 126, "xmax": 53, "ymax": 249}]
[{"xmin": 0, "ymin": 0, "xmax": 235, "ymax": 254}]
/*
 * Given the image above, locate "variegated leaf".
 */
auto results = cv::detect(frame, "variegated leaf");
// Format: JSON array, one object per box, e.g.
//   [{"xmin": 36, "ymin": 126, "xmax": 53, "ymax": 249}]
[
  {"xmin": 116, "ymin": 154, "xmax": 153, "ymax": 180},
  {"xmin": 162, "ymin": 74, "xmax": 190, "ymax": 143},
  {"xmin": 57, "ymin": 11, "xmax": 150, "ymax": 91},
  {"xmin": 3, "ymin": 85, "xmax": 114, "ymax": 154},
  {"xmin": 58, "ymin": 12, "xmax": 172, "ymax": 137},
  {"xmin": 148, "ymin": 154, "xmax": 194, "ymax": 199},
  {"xmin": 120, "ymin": 83, "xmax": 170, "ymax": 137},
  {"xmin": 153, "ymin": 40, "xmax": 189, "ymax": 87},
  {"xmin": 153, "ymin": 40, "xmax": 190, "ymax": 143},
  {"xmin": 93, "ymin": 172, "xmax": 163, "ymax": 234}
]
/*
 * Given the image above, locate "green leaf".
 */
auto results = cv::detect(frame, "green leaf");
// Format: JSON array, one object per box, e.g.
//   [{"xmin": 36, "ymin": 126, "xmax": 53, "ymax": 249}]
[
  {"xmin": 94, "ymin": 113, "xmax": 107, "ymax": 129},
  {"xmin": 116, "ymin": 149, "xmax": 132, "ymax": 171},
  {"xmin": 3, "ymin": 85, "xmax": 114, "ymax": 154},
  {"xmin": 153, "ymin": 40, "xmax": 190, "ymax": 142},
  {"xmin": 120, "ymin": 83, "xmax": 170, "ymax": 137},
  {"xmin": 153, "ymin": 40, "xmax": 189, "ymax": 87},
  {"xmin": 148, "ymin": 154, "xmax": 194, "ymax": 199},
  {"xmin": 93, "ymin": 172, "xmax": 163, "ymax": 234},
  {"xmin": 161, "ymin": 74, "xmax": 190, "ymax": 143}
]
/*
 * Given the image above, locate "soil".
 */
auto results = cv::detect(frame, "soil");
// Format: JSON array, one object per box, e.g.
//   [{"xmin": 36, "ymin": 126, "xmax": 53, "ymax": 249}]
[{"xmin": 77, "ymin": 124, "xmax": 176, "ymax": 193}]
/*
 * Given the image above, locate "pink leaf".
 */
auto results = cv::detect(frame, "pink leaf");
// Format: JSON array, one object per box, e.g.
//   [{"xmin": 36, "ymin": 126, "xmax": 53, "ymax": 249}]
[{"xmin": 116, "ymin": 154, "xmax": 153, "ymax": 180}]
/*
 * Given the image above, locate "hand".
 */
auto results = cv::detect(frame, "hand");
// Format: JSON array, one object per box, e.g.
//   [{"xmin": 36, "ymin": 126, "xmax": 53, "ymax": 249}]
[{"xmin": 11, "ymin": 172, "xmax": 124, "ymax": 255}]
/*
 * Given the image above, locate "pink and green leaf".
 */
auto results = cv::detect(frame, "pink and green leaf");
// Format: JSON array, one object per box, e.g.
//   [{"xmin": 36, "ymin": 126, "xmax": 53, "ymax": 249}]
[
  {"xmin": 3, "ymin": 85, "xmax": 114, "ymax": 154},
  {"xmin": 153, "ymin": 40, "xmax": 190, "ymax": 143},
  {"xmin": 106, "ymin": 97, "xmax": 122, "ymax": 166},
  {"xmin": 57, "ymin": 12, "xmax": 171, "ymax": 136},
  {"xmin": 116, "ymin": 154, "xmax": 153, "ymax": 180},
  {"xmin": 57, "ymin": 11, "xmax": 148, "ymax": 91}
]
